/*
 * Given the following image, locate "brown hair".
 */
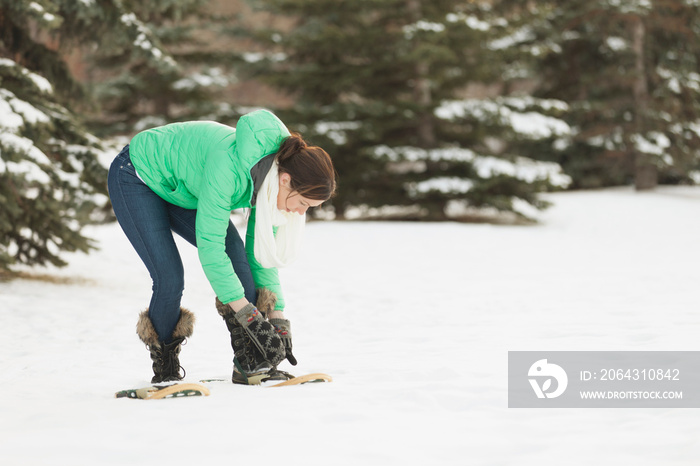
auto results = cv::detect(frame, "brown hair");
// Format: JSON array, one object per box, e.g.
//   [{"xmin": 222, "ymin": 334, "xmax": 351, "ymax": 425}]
[{"xmin": 276, "ymin": 133, "xmax": 337, "ymax": 201}]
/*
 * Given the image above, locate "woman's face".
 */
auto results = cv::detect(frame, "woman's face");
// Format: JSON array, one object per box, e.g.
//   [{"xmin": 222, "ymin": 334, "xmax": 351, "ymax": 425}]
[{"xmin": 277, "ymin": 172, "xmax": 323, "ymax": 215}]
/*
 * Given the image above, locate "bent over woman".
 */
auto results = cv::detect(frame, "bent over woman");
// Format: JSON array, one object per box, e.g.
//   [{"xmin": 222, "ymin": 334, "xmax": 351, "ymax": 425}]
[{"xmin": 107, "ymin": 109, "xmax": 336, "ymax": 384}]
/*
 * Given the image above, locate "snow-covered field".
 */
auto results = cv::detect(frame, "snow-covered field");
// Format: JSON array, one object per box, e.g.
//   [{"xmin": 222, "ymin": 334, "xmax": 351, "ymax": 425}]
[{"xmin": 1, "ymin": 187, "xmax": 700, "ymax": 466}]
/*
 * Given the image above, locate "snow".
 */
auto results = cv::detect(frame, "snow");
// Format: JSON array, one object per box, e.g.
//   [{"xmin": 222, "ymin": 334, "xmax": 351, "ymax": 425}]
[
  {"xmin": 29, "ymin": 2, "xmax": 57, "ymax": 23},
  {"xmin": 500, "ymin": 96, "xmax": 569, "ymax": 112},
  {"xmin": 687, "ymin": 121, "xmax": 700, "ymax": 138},
  {"xmin": 658, "ymin": 68, "xmax": 700, "ymax": 93},
  {"xmin": 242, "ymin": 52, "xmax": 287, "ymax": 63},
  {"xmin": 606, "ymin": 0, "xmax": 652, "ymax": 13},
  {"xmin": 0, "ymin": 94, "xmax": 24, "ymax": 129},
  {"xmin": 0, "ymin": 87, "xmax": 56, "ymax": 184},
  {"xmin": 473, "ymin": 155, "xmax": 571, "ymax": 187},
  {"xmin": 408, "ymin": 176, "xmax": 474, "ymax": 195},
  {"xmin": 605, "ymin": 36, "xmax": 627, "ymax": 51},
  {"xmin": 26, "ymin": 72, "xmax": 53, "ymax": 94},
  {"xmin": 172, "ymin": 68, "xmax": 229, "ymax": 90},
  {"xmin": 371, "ymin": 145, "xmax": 572, "ymax": 188},
  {"xmin": 446, "ymin": 12, "xmax": 492, "ymax": 30},
  {"xmin": 403, "ymin": 20, "xmax": 446, "ymax": 38},
  {"xmin": 343, "ymin": 204, "xmax": 425, "ymax": 220},
  {"xmin": 314, "ymin": 121, "xmax": 361, "ymax": 145},
  {"xmin": 436, "ymin": 98, "xmax": 571, "ymax": 139},
  {"xmin": 0, "ymin": 133, "xmax": 52, "ymax": 183},
  {"xmin": 2, "ymin": 187, "xmax": 700, "ymax": 465},
  {"xmin": 488, "ymin": 26, "xmax": 535, "ymax": 51},
  {"xmin": 120, "ymin": 13, "xmax": 176, "ymax": 69},
  {"xmin": 588, "ymin": 131, "xmax": 622, "ymax": 150},
  {"xmin": 667, "ymin": 77, "xmax": 683, "ymax": 94},
  {"xmin": 0, "ymin": 59, "xmax": 53, "ymax": 93},
  {"xmin": 562, "ymin": 30, "xmax": 582, "ymax": 41},
  {"xmin": 508, "ymin": 111, "xmax": 570, "ymax": 138},
  {"xmin": 242, "ymin": 52, "xmax": 264, "ymax": 63},
  {"xmin": 632, "ymin": 132, "xmax": 671, "ymax": 158},
  {"xmin": 0, "ymin": 89, "xmax": 51, "ymax": 129}
]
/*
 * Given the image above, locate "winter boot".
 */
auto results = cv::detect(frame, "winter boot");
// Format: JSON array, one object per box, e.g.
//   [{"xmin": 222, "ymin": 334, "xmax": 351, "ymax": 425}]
[
  {"xmin": 254, "ymin": 288, "xmax": 298, "ymax": 367},
  {"xmin": 215, "ymin": 296, "xmax": 285, "ymax": 384},
  {"xmin": 257, "ymin": 288, "xmax": 297, "ymax": 366},
  {"xmin": 136, "ymin": 308, "xmax": 195, "ymax": 384}
]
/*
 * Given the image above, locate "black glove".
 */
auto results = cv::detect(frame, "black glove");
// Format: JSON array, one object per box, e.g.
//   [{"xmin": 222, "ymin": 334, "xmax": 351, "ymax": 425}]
[{"xmin": 270, "ymin": 318, "xmax": 297, "ymax": 366}]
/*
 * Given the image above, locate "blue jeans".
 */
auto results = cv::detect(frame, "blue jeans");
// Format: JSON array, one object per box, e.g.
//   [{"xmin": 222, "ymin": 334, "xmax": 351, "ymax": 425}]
[{"xmin": 107, "ymin": 145, "xmax": 256, "ymax": 343}]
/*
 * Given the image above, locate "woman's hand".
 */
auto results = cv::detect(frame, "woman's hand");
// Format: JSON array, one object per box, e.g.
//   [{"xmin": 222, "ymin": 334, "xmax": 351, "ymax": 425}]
[
  {"xmin": 234, "ymin": 304, "xmax": 285, "ymax": 367},
  {"xmin": 269, "ymin": 317, "xmax": 297, "ymax": 366}
]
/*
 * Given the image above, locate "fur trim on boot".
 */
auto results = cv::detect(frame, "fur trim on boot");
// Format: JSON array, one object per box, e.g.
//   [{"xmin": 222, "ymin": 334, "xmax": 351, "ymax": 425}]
[
  {"xmin": 136, "ymin": 308, "xmax": 195, "ymax": 384},
  {"xmin": 172, "ymin": 307, "xmax": 195, "ymax": 340},
  {"xmin": 136, "ymin": 307, "xmax": 195, "ymax": 348},
  {"xmin": 136, "ymin": 310, "xmax": 159, "ymax": 348},
  {"xmin": 215, "ymin": 298, "xmax": 231, "ymax": 317},
  {"xmin": 256, "ymin": 288, "xmax": 277, "ymax": 317}
]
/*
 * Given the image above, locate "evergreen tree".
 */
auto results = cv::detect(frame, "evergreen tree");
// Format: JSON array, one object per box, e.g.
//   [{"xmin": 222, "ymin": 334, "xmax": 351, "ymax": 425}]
[
  {"xmin": 86, "ymin": 0, "xmax": 240, "ymax": 134},
  {"xmin": 519, "ymin": 0, "xmax": 700, "ymax": 189},
  {"xmin": 242, "ymin": 0, "xmax": 570, "ymax": 221},
  {"xmin": 0, "ymin": 0, "xmax": 171, "ymax": 269}
]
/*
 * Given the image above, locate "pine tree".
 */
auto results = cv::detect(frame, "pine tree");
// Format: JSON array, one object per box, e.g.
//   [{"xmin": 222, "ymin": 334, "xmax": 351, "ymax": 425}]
[
  {"xmin": 241, "ymin": 0, "xmax": 570, "ymax": 221},
  {"xmin": 0, "ymin": 0, "xmax": 172, "ymax": 269},
  {"xmin": 520, "ymin": 0, "xmax": 700, "ymax": 189},
  {"xmin": 86, "ymin": 0, "xmax": 241, "ymax": 134}
]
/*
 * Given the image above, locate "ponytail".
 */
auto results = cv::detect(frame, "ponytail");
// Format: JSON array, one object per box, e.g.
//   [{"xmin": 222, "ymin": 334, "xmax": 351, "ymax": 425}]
[{"xmin": 276, "ymin": 133, "xmax": 337, "ymax": 201}]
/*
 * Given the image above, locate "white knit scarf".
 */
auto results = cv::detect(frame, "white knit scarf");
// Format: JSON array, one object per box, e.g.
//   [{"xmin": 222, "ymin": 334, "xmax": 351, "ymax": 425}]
[{"xmin": 253, "ymin": 161, "xmax": 306, "ymax": 268}]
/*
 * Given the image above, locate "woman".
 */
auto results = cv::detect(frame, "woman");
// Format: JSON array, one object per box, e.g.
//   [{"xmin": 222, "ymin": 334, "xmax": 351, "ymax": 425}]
[{"xmin": 107, "ymin": 109, "xmax": 336, "ymax": 384}]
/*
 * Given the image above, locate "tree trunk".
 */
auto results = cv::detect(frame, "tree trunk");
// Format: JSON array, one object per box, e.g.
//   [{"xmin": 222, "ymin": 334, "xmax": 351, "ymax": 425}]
[
  {"xmin": 414, "ymin": 62, "xmax": 436, "ymax": 147},
  {"xmin": 635, "ymin": 163, "xmax": 658, "ymax": 190},
  {"xmin": 631, "ymin": 16, "xmax": 657, "ymax": 190},
  {"xmin": 407, "ymin": 0, "xmax": 436, "ymax": 148}
]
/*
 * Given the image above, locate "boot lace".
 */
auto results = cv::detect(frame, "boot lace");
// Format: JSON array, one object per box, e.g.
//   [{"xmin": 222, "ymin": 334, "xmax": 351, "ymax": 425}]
[{"xmin": 150, "ymin": 337, "xmax": 186, "ymax": 382}]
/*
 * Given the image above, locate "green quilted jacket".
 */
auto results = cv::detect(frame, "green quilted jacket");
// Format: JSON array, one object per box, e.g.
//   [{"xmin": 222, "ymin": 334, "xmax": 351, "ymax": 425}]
[{"xmin": 129, "ymin": 109, "xmax": 290, "ymax": 309}]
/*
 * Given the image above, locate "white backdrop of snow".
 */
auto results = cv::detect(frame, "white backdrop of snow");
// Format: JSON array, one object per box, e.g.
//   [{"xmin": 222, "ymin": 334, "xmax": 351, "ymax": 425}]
[{"xmin": 1, "ymin": 187, "xmax": 700, "ymax": 465}]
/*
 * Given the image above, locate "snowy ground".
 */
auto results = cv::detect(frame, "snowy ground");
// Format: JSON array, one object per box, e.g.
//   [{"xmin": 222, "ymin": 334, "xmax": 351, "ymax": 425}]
[{"xmin": 1, "ymin": 187, "xmax": 700, "ymax": 466}]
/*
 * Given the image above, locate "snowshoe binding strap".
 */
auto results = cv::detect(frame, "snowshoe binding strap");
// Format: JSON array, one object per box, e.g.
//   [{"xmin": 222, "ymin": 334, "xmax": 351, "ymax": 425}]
[{"xmin": 231, "ymin": 358, "xmax": 294, "ymax": 385}]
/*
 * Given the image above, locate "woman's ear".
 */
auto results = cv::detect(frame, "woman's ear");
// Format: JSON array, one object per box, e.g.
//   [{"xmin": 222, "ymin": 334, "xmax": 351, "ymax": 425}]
[{"xmin": 279, "ymin": 172, "xmax": 291, "ymax": 187}]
